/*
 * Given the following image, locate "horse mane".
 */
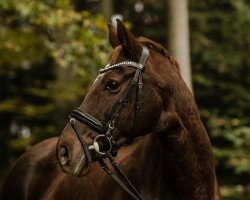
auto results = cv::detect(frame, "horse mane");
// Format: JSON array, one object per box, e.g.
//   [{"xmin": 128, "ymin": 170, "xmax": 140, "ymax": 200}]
[{"xmin": 137, "ymin": 37, "xmax": 181, "ymax": 74}]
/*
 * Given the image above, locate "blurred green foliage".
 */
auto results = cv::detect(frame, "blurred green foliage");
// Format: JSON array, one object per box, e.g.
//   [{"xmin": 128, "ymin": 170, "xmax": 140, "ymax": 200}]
[
  {"xmin": 189, "ymin": 1, "xmax": 250, "ymax": 199},
  {"xmin": 0, "ymin": 0, "xmax": 110, "ymax": 184},
  {"xmin": 0, "ymin": 0, "xmax": 250, "ymax": 199}
]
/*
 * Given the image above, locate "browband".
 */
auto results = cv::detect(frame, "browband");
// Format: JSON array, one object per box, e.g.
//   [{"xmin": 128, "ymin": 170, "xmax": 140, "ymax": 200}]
[{"xmin": 99, "ymin": 46, "xmax": 149, "ymax": 73}]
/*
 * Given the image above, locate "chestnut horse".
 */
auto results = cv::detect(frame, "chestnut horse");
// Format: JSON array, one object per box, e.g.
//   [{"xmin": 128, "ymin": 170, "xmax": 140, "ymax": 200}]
[{"xmin": 1, "ymin": 20, "xmax": 220, "ymax": 200}]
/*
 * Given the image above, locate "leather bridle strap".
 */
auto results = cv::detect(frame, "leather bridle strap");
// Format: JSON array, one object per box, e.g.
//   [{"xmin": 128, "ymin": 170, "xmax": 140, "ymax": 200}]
[
  {"xmin": 70, "ymin": 109, "xmax": 107, "ymax": 134},
  {"xmin": 107, "ymin": 153, "xmax": 144, "ymax": 200},
  {"xmin": 69, "ymin": 118, "xmax": 93, "ymax": 164},
  {"xmin": 102, "ymin": 46, "xmax": 149, "ymax": 134},
  {"xmin": 139, "ymin": 45, "xmax": 150, "ymax": 66},
  {"xmin": 99, "ymin": 153, "xmax": 144, "ymax": 200}
]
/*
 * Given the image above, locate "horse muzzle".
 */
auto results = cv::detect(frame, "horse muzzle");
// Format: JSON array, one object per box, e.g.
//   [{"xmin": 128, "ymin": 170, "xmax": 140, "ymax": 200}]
[
  {"xmin": 56, "ymin": 133, "xmax": 91, "ymax": 177},
  {"xmin": 56, "ymin": 128, "xmax": 116, "ymax": 176}
]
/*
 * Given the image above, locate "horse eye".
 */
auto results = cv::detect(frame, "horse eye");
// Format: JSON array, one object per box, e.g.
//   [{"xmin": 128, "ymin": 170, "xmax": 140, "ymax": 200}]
[{"xmin": 105, "ymin": 80, "xmax": 120, "ymax": 93}]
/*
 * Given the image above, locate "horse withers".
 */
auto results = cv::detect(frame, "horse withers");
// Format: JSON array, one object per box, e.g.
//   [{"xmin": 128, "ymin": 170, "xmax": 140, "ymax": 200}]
[{"xmin": 1, "ymin": 20, "xmax": 221, "ymax": 200}]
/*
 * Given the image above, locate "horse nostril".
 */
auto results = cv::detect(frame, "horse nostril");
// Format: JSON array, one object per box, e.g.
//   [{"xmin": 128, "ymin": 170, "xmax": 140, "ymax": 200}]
[{"xmin": 58, "ymin": 146, "xmax": 70, "ymax": 166}]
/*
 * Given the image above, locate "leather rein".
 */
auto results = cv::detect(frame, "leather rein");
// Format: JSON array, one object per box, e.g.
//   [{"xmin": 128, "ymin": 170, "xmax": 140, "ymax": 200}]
[{"xmin": 69, "ymin": 46, "xmax": 149, "ymax": 200}]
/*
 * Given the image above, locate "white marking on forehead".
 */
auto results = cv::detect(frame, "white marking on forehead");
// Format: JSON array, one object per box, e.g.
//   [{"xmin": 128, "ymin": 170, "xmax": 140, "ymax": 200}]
[{"xmin": 93, "ymin": 73, "xmax": 105, "ymax": 85}]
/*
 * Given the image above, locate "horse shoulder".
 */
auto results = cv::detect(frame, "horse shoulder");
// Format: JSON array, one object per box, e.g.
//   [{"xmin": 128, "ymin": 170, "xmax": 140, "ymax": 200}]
[{"xmin": 1, "ymin": 137, "xmax": 61, "ymax": 200}]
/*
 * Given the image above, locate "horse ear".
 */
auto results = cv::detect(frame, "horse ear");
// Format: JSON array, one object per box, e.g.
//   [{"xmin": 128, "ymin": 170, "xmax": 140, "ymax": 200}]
[
  {"xmin": 116, "ymin": 19, "xmax": 141, "ymax": 59},
  {"xmin": 108, "ymin": 24, "xmax": 120, "ymax": 48}
]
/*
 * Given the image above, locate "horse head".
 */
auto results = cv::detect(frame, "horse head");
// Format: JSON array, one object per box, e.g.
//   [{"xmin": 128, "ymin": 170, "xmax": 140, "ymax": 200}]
[{"xmin": 56, "ymin": 19, "xmax": 188, "ymax": 177}]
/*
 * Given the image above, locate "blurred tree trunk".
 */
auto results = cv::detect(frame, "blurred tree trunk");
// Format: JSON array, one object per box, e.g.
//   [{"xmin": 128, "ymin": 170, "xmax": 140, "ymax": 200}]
[
  {"xmin": 100, "ymin": 0, "xmax": 114, "ymax": 23},
  {"xmin": 168, "ymin": 0, "xmax": 193, "ymax": 92}
]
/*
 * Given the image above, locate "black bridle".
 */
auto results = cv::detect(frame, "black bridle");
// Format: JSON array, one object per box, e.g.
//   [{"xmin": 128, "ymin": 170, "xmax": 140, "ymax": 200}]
[{"xmin": 69, "ymin": 46, "xmax": 149, "ymax": 200}]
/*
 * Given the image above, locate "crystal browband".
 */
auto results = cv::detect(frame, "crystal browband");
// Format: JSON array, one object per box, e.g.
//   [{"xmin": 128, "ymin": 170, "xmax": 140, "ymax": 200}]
[{"xmin": 100, "ymin": 61, "xmax": 144, "ymax": 73}]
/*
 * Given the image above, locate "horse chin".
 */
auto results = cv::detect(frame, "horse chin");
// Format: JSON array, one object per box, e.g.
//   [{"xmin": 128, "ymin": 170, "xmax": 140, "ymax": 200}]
[
  {"xmin": 71, "ymin": 153, "xmax": 109, "ymax": 177},
  {"xmin": 72, "ymin": 164, "xmax": 91, "ymax": 177},
  {"xmin": 71, "ymin": 154, "xmax": 91, "ymax": 177}
]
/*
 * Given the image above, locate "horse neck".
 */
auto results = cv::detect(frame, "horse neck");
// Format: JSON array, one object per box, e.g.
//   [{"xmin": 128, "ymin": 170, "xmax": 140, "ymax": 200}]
[
  {"xmin": 158, "ymin": 79, "xmax": 217, "ymax": 199},
  {"xmin": 123, "ymin": 134, "xmax": 177, "ymax": 199}
]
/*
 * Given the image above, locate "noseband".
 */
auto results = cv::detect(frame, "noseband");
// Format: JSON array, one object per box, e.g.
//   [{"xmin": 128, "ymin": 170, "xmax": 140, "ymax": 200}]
[{"xmin": 69, "ymin": 46, "xmax": 149, "ymax": 200}]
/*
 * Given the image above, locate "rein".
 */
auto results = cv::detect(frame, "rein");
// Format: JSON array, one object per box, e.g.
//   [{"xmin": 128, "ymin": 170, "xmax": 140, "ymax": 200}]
[{"xmin": 69, "ymin": 46, "xmax": 149, "ymax": 200}]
